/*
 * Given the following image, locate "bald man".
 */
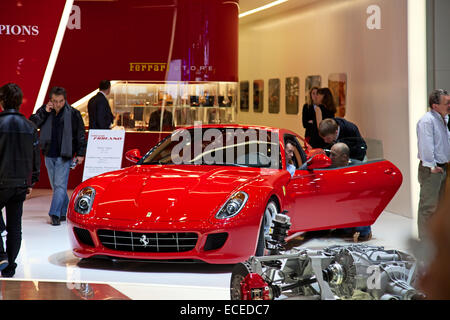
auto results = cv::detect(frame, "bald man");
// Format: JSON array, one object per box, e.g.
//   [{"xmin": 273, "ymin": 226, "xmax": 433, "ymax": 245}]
[{"xmin": 330, "ymin": 142, "xmax": 350, "ymax": 168}]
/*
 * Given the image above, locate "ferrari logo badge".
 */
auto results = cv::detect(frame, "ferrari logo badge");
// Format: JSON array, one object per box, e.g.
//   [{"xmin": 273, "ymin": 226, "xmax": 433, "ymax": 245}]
[
  {"xmin": 282, "ymin": 186, "xmax": 286, "ymax": 196},
  {"xmin": 140, "ymin": 235, "xmax": 149, "ymax": 247}
]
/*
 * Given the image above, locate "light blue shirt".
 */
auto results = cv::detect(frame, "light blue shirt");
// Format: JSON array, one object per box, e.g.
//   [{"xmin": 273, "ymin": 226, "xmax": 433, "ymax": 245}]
[
  {"xmin": 287, "ymin": 163, "xmax": 296, "ymax": 177},
  {"xmin": 417, "ymin": 110, "xmax": 450, "ymax": 168}
]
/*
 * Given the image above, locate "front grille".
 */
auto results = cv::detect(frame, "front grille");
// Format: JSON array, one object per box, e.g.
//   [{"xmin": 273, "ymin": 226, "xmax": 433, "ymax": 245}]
[{"xmin": 97, "ymin": 230, "xmax": 198, "ymax": 253}]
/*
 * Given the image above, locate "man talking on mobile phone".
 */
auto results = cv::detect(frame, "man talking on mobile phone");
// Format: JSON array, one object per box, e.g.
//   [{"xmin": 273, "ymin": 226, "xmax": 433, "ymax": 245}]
[{"xmin": 30, "ymin": 87, "xmax": 86, "ymax": 226}]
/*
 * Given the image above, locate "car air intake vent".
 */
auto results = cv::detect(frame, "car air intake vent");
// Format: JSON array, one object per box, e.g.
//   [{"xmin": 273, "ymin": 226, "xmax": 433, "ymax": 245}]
[
  {"xmin": 73, "ymin": 227, "xmax": 95, "ymax": 247},
  {"xmin": 204, "ymin": 232, "xmax": 228, "ymax": 251},
  {"xmin": 97, "ymin": 230, "xmax": 198, "ymax": 253}
]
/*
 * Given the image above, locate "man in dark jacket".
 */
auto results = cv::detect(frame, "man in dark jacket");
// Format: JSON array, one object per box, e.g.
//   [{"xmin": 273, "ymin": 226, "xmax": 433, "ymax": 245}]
[
  {"xmin": 0, "ymin": 83, "xmax": 40, "ymax": 277},
  {"xmin": 148, "ymin": 107, "xmax": 174, "ymax": 131},
  {"xmin": 30, "ymin": 86, "xmax": 86, "ymax": 226},
  {"xmin": 318, "ymin": 117, "xmax": 367, "ymax": 161},
  {"xmin": 87, "ymin": 80, "xmax": 114, "ymax": 129}
]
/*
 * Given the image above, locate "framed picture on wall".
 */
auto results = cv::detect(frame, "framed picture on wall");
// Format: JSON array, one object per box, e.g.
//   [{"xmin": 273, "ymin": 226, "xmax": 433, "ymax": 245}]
[
  {"xmin": 268, "ymin": 78, "xmax": 280, "ymax": 114},
  {"xmin": 286, "ymin": 76, "xmax": 299, "ymax": 114},
  {"xmin": 253, "ymin": 80, "xmax": 264, "ymax": 113},
  {"xmin": 305, "ymin": 75, "xmax": 322, "ymax": 105},
  {"xmin": 240, "ymin": 81, "xmax": 249, "ymax": 112},
  {"xmin": 328, "ymin": 73, "xmax": 347, "ymax": 117}
]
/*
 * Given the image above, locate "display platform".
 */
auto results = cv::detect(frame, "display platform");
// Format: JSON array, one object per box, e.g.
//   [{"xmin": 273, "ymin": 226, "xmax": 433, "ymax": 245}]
[
  {"xmin": 0, "ymin": 279, "xmax": 130, "ymax": 300},
  {"xmin": 2, "ymin": 189, "xmax": 414, "ymax": 300}
]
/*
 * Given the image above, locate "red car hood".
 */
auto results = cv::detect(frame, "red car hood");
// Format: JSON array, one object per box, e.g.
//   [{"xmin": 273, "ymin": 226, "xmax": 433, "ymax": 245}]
[{"xmin": 94, "ymin": 165, "xmax": 263, "ymax": 223}]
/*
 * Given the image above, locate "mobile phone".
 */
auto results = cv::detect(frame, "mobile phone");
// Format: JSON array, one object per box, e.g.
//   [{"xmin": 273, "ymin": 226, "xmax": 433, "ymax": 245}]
[{"xmin": 70, "ymin": 158, "xmax": 78, "ymax": 169}]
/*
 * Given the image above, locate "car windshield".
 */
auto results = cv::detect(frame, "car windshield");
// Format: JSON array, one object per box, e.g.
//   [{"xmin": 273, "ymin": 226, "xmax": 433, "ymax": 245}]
[{"xmin": 140, "ymin": 127, "xmax": 281, "ymax": 169}]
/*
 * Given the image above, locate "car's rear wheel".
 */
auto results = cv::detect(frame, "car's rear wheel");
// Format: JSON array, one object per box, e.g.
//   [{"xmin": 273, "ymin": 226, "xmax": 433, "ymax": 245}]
[{"xmin": 255, "ymin": 200, "xmax": 278, "ymax": 256}]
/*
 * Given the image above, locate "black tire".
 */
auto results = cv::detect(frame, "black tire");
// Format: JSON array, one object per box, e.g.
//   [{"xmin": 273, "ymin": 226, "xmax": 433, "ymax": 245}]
[
  {"xmin": 255, "ymin": 218, "xmax": 266, "ymax": 256},
  {"xmin": 255, "ymin": 200, "xmax": 278, "ymax": 256}
]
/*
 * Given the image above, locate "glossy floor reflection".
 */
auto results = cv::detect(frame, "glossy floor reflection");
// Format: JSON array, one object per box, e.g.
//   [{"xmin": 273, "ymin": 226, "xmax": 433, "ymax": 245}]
[
  {"xmin": 1, "ymin": 189, "xmax": 415, "ymax": 300},
  {"xmin": 0, "ymin": 279, "xmax": 130, "ymax": 300}
]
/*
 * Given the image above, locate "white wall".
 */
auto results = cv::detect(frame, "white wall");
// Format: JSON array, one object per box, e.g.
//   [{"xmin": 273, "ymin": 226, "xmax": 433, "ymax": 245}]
[
  {"xmin": 433, "ymin": 0, "xmax": 450, "ymax": 90},
  {"xmin": 237, "ymin": 0, "xmax": 411, "ymax": 217}
]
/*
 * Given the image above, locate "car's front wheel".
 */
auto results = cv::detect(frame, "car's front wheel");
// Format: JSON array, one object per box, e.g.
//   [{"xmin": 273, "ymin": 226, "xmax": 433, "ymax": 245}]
[
  {"xmin": 230, "ymin": 261, "xmax": 253, "ymax": 300},
  {"xmin": 255, "ymin": 200, "xmax": 278, "ymax": 256}
]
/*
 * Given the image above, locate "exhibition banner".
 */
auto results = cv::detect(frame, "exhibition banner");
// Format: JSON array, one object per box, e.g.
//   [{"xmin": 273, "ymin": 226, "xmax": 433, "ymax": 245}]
[
  {"xmin": 0, "ymin": 0, "xmax": 72, "ymax": 117},
  {"xmin": 82, "ymin": 129, "xmax": 125, "ymax": 182}
]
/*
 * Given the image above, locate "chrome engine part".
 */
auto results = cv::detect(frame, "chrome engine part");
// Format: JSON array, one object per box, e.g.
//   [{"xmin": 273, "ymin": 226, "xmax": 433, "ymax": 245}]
[{"xmin": 230, "ymin": 213, "xmax": 425, "ymax": 300}]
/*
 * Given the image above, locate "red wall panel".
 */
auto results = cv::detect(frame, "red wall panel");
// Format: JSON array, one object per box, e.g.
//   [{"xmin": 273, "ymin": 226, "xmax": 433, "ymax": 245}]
[
  {"xmin": 48, "ymin": 0, "xmax": 239, "ymax": 111},
  {"xmin": 3, "ymin": 0, "xmax": 239, "ymax": 190},
  {"xmin": 0, "ymin": 0, "xmax": 67, "ymax": 117}
]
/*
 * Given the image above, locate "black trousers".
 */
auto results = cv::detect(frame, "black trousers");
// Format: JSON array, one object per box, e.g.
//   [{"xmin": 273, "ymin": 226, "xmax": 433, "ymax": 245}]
[
  {"xmin": 0, "ymin": 187, "xmax": 27, "ymax": 265},
  {"xmin": 0, "ymin": 209, "xmax": 5, "ymax": 231}
]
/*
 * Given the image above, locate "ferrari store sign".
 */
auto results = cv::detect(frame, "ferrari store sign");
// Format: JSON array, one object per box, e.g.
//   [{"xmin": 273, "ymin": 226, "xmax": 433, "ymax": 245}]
[{"xmin": 82, "ymin": 129, "xmax": 126, "ymax": 182}]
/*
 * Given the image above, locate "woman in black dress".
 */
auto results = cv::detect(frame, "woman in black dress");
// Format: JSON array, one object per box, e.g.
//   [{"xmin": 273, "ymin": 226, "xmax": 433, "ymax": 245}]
[
  {"xmin": 302, "ymin": 87, "xmax": 336, "ymax": 148},
  {"xmin": 317, "ymin": 87, "xmax": 337, "ymax": 119},
  {"xmin": 313, "ymin": 87, "xmax": 337, "ymax": 148},
  {"xmin": 302, "ymin": 86, "xmax": 319, "ymax": 145}
]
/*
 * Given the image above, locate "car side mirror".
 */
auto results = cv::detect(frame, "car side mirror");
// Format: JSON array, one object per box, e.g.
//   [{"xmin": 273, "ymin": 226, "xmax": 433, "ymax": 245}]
[
  {"xmin": 307, "ymin": 154, "xmax": 332, "ymax": 170},
  {"xmin": 125, "ymin": 149, "xmax": 141, "ymax": 164},
  {"xmin": 306, "ymin": 148, "xmax": 326, "ymax": 158}
]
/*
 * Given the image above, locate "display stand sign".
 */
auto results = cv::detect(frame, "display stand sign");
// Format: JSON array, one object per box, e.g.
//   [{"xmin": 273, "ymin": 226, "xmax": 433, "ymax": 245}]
[{"xmin": 82, "ymin": 129, "xmax": 126, "ymax": 182}]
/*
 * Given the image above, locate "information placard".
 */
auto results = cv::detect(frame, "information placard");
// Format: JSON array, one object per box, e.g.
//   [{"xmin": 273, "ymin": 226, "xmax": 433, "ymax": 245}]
[{"xmin": 82, "ymin": 129, "xmax": 126, "ymax": 182}]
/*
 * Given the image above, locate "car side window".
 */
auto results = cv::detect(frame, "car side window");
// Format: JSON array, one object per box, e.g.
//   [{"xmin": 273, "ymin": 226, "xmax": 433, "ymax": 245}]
[
  {"xmin": 293, "ymin": 137, "xmax": 307, "ymax": 164},
  {"xmin": 284, "ymin": 134, "xmax": 304, "ymax": 169}
]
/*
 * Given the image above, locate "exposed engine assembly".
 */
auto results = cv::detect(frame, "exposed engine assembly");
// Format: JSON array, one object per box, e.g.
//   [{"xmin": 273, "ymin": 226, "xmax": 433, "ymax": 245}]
[{"xmin": 230, "ymin": 213, "xmax": 425, "ymax": 300}]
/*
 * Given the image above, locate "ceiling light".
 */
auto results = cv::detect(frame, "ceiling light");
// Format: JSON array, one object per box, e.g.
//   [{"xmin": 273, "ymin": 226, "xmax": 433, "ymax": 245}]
[{"xmin": 239, "ymin": 0, "xmax": 288, "ymax": 18}]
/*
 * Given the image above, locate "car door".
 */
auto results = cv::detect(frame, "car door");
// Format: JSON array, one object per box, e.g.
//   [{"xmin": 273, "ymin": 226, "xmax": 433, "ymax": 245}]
[
  {"xmin": 287, "ymin": 159, "xmax": 402, "ymax": 232},
  {"xmin": 284, "ymin": 168, "xmax": 321, "ymax": 232},
  {"xmin": 282, "ymin": 134, "xmax": 322, "ymax": 232}
]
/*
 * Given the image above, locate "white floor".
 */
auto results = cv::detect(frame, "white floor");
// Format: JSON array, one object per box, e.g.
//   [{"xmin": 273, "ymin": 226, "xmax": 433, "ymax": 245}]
[{"xmin": 3, "ymin": 189, "xmax": 415, "ymax": 300}]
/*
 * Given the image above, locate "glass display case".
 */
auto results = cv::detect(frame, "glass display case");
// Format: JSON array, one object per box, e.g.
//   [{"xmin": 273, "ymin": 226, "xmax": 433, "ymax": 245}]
[{"xmin": 75, "ymin": 81, "xmax": 238, "ymax": 132}]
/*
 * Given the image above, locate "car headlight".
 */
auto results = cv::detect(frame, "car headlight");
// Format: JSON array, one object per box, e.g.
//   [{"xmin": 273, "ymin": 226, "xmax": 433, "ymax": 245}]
[
  {"xmin": 216, "ymin": 191, "xmax": 248, "ymax": 219},
  {"xmin": 74, "ymin": 187, "xmax": 96, "ymax": 214}
]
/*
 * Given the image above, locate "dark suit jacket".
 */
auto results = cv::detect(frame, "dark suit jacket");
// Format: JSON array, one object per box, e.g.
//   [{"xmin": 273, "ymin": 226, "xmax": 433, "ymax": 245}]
[
  {"xmin": 1, "ymin": 109, "xmax": 40, "ymax": 187},
  {"xmin": 30, "ymin": 104, "xmax": 87, "ymax": 159},
  {"xmin": 335, "ymin": 117, "xmax": 367, "ymax": 161},
  {"xmin": 88, "ymin": 92, "xmax": 114, "ymax": 129}
]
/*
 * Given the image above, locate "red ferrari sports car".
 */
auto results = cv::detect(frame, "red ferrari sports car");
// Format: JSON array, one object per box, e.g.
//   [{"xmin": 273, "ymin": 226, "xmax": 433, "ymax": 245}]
[{"xmin": 67, "ymin": 125, "xmax": 402, "ymax": 264}]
